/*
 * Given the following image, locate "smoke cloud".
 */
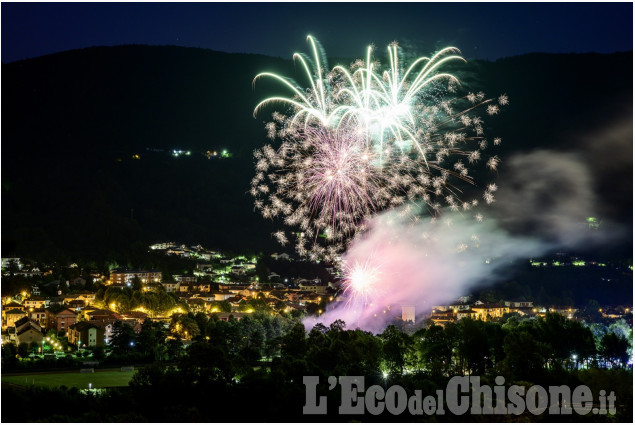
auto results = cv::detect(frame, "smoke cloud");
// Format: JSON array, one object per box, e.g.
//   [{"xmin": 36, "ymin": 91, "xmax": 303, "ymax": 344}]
[
  {"xmin": 494, "ymin": 150, "xmax": 617, "ymax": 247},
  {"xmin": 304, "ymin": 147, "xmax": 627, "ymax": 333}
]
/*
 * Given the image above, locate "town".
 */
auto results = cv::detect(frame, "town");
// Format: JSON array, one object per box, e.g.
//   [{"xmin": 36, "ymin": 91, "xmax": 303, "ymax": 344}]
[
  {"xmin": 2, "ymin": 242, "xmax": 632, "ymax": 422},
  {"xmin": 1, "ymin": 242, "xmax": 632, "ymax": 357}
]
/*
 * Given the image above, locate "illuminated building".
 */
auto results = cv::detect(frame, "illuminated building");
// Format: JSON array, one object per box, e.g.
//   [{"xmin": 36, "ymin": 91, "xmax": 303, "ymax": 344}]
[
  {"xmin": 109, "ymin": 269, "xmax": 162, "ymax": 285},
  {"xmin": 68, "ymin": 322, "xmax": 105, "ymax": 347}
]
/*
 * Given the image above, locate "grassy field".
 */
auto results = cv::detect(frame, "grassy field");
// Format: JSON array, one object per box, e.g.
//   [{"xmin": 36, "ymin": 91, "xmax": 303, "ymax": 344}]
[{"xmin": 1, "ymin": 370, "xmax": 136, "ymax": 389}]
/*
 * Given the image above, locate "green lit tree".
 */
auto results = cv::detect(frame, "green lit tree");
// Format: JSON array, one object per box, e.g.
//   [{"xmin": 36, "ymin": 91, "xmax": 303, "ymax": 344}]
[{"xmin": 379, "ymin": 325, "xmax": 412, "ymax": 375}]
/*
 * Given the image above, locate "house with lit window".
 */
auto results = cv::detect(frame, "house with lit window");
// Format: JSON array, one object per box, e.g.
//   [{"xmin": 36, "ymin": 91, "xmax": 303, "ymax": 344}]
[
  {"xmin": 68, "ymin": 321, "xmax": 105, "ymax": 347},
  {"xmin": 548, "ymin": 306, "xmax": 577, "ymax": 319},
  {"xmin": 29, "ymin": 308, "xmax": 47, "ymax": 326},
  {"xmin": 297, "ymin": 291, "xmax": 321, "ymax": 305},
  {"xmin": 85, "ymin": 309, "xmax": 120, "ymax": 322},
  {"xmin": 76, "ymin": 291, "xmax": 96, "ymax": 305},
  {"xmin": 471, "ymin": 303, "xmax": 511, "ymax": 321},
  {"xmin": 504, "ymin": 298, "xmax": 534, "ymax": 309},
  {"xmin": 298, "ymin": 281, "xmax": 329, "ymax": 295},
  {"xmin": 601, "ymin": 307, "xmax": 625, "ymax": 319},
  {"xmin": 16, "ymin": 323, "xmax": 43, "ymax": 346},
  {"xmin": 432, "ymin": 300, "xmax": 475, "ymax": 313},
  {"xmin": 213, "ymin": 291, "xmax": 233, "ymax": 301},
  {"xmin": 109, "ymin": 269, "xmax": 162, "ymax": 285},
  {"xmin": 223, "ymin": 285, "xmax": 249, "ymax": 294},
  {"xmin": 10, "ymin": 317, "xmax": 43, "ymax": 346},
  {"xmin": 68, "ymin": 299, "xmax": 86, "ymax": 311},
  {"xmin": 47, "ymin": 308, "xmax": 77, "ymax": 333},
  {"xmin": 3, "ymin": 301, "xmax": 24, "ymax": 311},
  {"xmin": 2, "ymin": 302, "xmax": 24, "ymax": 326},
  {"xmin": 429, "ymin": 310, "xmax": 456, "ymax": 326},
  {"xmin": 197, "ymin": 283, "xmax": 211, "ymax": 293},
  {"xmin": 82, "ymin": 310, "xmax": 122, "ymax": 343},
  {"xmin": 14, "ymin": 316, "xmax": 42, "ymax": 334},
  {"xmin": 150, "ymin": 242, "xmax": 176, "ymax": 251},
  {"xmin": 191, "ymin": 294, "xmax": 213, "ymax": 303},
  {"xmin": 174, "ymin": 274, "xmax": 196, "ymax": 285},
  {"xmin": 457, "ymin": 309, "xmax": 478, "ymax": 321},
  {"xmin": 162, "ymin": 282, "xmax": 180, "ymax": 293},
  {"xmin": 4, "ymin": 309, "xmax": 27, "ymax": 328}
]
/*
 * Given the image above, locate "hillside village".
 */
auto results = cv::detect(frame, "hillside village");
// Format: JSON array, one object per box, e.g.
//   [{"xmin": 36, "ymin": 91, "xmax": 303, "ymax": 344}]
[
  {"xmin": 2, "ymin": 242, "xmax": 631, "ymax": 356},
  {"xmin": 2, "ymin": 242, "xmax": 337, "ymax": 351}
]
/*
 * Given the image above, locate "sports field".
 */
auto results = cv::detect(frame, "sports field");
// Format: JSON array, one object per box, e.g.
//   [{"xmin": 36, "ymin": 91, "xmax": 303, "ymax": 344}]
[{"xmin": 2, "ymin": 370, "xmax": 136, "ymax": 389}]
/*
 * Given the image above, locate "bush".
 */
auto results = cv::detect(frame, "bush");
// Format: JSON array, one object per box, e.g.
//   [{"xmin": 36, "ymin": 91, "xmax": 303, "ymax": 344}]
[{"xmin": 17, "ymin": 342, "xmax": 29, "ymax": 358}]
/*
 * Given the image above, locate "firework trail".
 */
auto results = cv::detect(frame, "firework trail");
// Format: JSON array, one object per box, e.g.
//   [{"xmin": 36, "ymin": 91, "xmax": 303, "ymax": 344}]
[{"xmin": 252, "ymin": 36, "xmax": 507, "ymax": 261}]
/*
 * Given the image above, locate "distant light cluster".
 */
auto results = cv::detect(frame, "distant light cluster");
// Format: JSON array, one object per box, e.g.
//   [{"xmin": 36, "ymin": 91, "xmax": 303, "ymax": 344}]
[
  {"xmin": 252, "ymin": 36, "xmax": 507, "ymax": 262},
  {"xmin": 172, "ymin": 149, "xmax": 191, "ymax": 157}
]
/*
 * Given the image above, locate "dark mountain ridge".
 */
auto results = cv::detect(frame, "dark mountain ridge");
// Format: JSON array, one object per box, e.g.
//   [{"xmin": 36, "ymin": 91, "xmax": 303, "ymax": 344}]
[{"xmin": 2, "ymin": 45, "xmax": 632, "ymax": 263}]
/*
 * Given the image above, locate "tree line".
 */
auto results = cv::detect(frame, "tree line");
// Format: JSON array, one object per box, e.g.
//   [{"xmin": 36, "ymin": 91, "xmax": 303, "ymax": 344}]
[{"xmin": 2, "ymin": 312, "xmax": 632, "ymax": 422}]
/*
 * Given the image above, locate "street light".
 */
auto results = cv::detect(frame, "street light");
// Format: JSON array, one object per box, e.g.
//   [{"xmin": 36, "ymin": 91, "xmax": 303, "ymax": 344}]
[{"xmin": 571, "ymin": 354, "xmax": 578, "ymax": 369}]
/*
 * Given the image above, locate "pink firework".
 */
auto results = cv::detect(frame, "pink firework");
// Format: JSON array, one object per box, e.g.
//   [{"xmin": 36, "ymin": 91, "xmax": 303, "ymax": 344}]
[
  {"xmin": 252, "ymin": 124, "xmax": 426, "ymax": 262},
  {"xmin": 299, "ymin": 126, "xmax": 381, "ymax": 231}
]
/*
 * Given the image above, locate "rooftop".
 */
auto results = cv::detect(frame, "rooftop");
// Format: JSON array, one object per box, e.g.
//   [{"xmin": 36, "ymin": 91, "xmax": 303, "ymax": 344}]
[{"xmin": 69, "ymin": 321, "xmax": 103, "ymax": 331}]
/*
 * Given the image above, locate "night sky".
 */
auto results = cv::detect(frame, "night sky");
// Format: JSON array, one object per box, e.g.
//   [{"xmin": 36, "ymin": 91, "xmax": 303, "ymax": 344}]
[
  {"xmin": 1, "ymin": 2, "xmax": 633, "ymax": 64},
  {"xmin": 1, "ymin": 2, "xmax": 633, "ymax": 259}
]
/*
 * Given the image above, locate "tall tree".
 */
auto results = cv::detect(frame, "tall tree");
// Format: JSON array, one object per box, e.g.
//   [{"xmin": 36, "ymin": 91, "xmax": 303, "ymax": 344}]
[
  {"xmin": 599, "ymin": 332, "xmax": 630, "ymax": 368},
  {"xmin": 379, "ymin": 325, "xmax": 412, "ymax": 375},
  {"xmin": 110, "ymin": 321, "xmax": 136, "ymax": 355}
]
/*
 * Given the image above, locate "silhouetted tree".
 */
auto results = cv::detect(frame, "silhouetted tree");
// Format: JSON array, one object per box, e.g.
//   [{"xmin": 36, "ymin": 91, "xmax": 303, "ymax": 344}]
[
  {"xmin": 110, "ymin": 321, "xmax": 136, "ymax": 355},
  {"xmin": 599, "ymin": 332, "xmax": 630, "ymax": 368}
]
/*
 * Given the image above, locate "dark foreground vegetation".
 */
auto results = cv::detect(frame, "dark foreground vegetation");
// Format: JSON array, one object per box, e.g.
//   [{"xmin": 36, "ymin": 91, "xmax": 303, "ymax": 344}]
[{"xmin": 2, "ymin": 312, "xmax": 632, "ymax": 422}]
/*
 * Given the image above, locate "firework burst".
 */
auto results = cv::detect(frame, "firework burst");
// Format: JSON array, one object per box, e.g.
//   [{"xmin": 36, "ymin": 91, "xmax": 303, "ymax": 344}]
[
  {"xmin": 342, "ymin": 257, "xmax": 384, "ymax": 309},
  {"xmin": 252, "ymin": 36, "xmax": 507, "ymax": 260}
]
